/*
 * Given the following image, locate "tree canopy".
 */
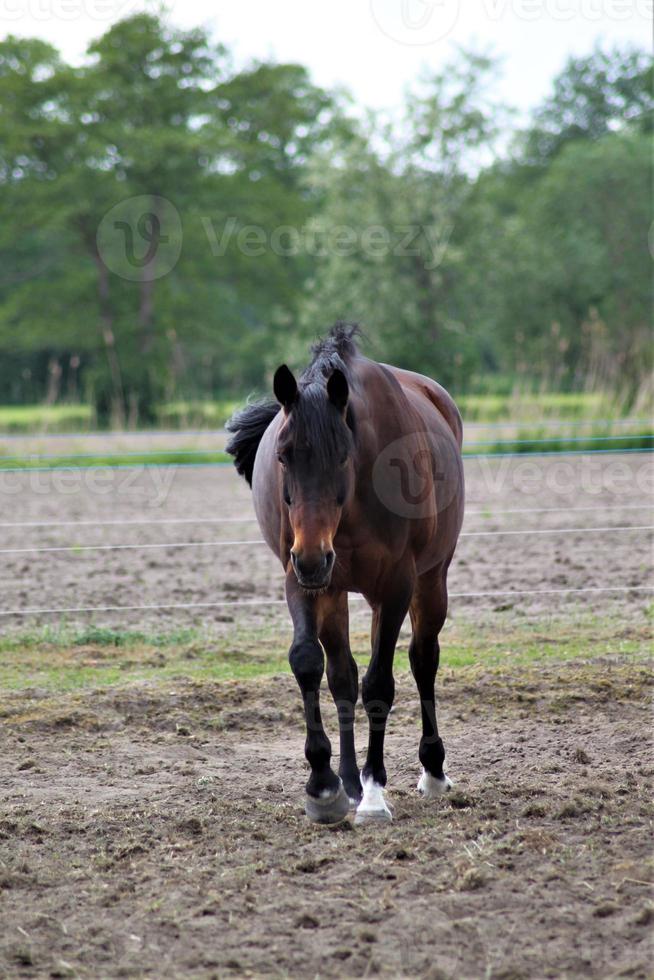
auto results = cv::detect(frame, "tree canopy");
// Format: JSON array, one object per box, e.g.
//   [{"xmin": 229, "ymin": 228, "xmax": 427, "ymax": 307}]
[{"xmin": 0, "ymin": 15, "xmax": 650, "ymax": 422}]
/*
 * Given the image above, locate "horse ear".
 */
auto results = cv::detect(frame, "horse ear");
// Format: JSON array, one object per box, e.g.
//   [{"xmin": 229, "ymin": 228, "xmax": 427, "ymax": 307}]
[
  {"xmin": 273, "ymin": 364, "xmax": 298, "ymax": 410},
  {"xmin": 327, "ymin": 368, "xmax": 348, "ymax": 413}
]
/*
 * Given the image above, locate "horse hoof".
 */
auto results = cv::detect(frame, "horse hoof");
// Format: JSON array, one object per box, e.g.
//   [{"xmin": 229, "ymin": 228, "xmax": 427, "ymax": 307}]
[
  {"xmin": 354, "ymin": 777, "xmax": 393, "ymax": 825},
  {"xmin": 305, "ymin": 781, "xmax": 350, "ymax": 824},
  {"xmin": 354, "ymin": 804, "xmax": 393, "ymax": 825},
  {"xmin": 341, "ymin": 776, "xmax": 362, "ymax": 809},
  {"xmin": 417, "ymin": 768, "xmax": 453, "ymax": 798}
]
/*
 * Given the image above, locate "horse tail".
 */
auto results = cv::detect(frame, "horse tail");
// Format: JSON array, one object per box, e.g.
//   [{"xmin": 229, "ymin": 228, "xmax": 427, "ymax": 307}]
[{"xmin": 225, "ymin": 401, "xmax": 280, "ymax": 486}]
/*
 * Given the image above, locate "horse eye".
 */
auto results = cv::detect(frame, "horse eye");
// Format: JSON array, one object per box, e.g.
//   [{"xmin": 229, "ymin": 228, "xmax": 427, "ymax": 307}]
[
  {"xmin": 284, "ymin": 489, "xmax": 292, "ymax": 506},
  {"xmin": 277, "ymin": 454, "xmax": 286, "ymax": 467}
]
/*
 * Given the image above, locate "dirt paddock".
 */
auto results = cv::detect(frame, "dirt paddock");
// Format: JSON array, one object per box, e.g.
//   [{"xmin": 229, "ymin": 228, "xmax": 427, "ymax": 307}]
[
  {"xmin": 0, "ymin": 452, "xmax": 651, "ymax": 632},
  {"xmin": 0, "ymin": 654, "xmax": 652, "ymax": 979},
  {"xmin": 0, "ymin": 452, "xmax": 652, "ymax": 978}
]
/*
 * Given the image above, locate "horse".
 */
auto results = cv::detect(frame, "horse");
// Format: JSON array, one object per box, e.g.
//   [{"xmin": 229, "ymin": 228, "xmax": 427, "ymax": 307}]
[{"xmin": 226, "ymin": 324, "xmax": 464, "ymax": 825}]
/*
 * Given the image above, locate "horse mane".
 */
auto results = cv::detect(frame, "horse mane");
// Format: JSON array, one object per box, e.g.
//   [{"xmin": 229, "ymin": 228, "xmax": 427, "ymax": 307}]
[
  {"xmin": 225, "ymin": 400, "xmax": 280, "ymax": 486},
  {"xmin": 226, "ymin": 323, "xmax": 362, "ymax": 484},
  {"xmin": 305, "ymin": 321, "xmax": 361, "ymax": 381}
]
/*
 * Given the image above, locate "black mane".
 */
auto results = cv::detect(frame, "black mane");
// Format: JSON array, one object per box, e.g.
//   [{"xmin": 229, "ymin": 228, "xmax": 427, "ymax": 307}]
[
  {"xmin": 226, "ymin": 323, "xmax": 361, "ymax": 484},
  {"xmin": 304, "ymin": 321, "xmax": 361, "ymax": 383}
]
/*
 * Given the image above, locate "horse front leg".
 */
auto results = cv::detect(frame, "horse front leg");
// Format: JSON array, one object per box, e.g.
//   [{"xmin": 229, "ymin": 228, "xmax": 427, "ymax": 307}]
[
  {"xmin": 319, "ymin": 591, "xmax": 361, "ymax": 806},
  {"xmin": 286, "ymin": 576, "xmax": 349, "ymax": 824},
  {"xmin": 356, "ymin": 579, "xmax": 414, "ymax": 825}
]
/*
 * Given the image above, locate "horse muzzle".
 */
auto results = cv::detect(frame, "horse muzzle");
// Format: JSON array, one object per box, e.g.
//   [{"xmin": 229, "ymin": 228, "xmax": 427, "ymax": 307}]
[{"xmin": 291, "ymin": 548, "xmax": 335, "ymax": 592}]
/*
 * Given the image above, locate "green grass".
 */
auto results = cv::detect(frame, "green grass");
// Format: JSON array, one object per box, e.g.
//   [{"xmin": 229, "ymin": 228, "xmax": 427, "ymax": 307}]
[
  {"xmin": 156, "ymin": 398, "xmax": 240, "ymax": 428},
  {"xmin": 1, "ymin": 390, "xmax": 649, "ymax": 437},
  {"xmin": 0, "ymin": 399, "xmax": 238, "ymax": 435},
  {"xmin": 467, "ymin": 430, "xmax": 653, "ymax": 454},
  {"xmin": 0, "ymin": 450, "xmax": 231, "ymax": 469},
  {"xmin": 0, "ymin": 611, "xmax": 649, "ymax": 695},
  {"xmin": 458, "ymin": 392, "xmax": 619, "ymax": 422},
  {"xmin": 0, "ymin": 404, "xmax": 94, "ymax": 433}
]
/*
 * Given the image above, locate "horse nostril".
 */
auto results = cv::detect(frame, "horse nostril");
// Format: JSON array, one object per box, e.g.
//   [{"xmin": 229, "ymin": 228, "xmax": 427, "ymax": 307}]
[{"xmin": 291, "ymin": 549, "xmax": 335, "ymax": 584}]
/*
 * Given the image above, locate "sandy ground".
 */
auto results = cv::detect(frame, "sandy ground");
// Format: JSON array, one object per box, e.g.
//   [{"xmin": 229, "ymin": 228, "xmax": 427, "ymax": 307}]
[
  {"xmin": 0, "ymin": 655, "xmax": 652, "ymax": 979},
  {"xmin": 0, "ymin": 453, "xmax": 651, "ymax": 633},
  {"xmin": 0, "ymin": 451, "xmax": 652, "ymax": 977}
]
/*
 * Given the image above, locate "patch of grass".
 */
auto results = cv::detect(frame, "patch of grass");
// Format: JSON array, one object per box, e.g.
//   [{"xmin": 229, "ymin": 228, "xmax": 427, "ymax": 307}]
[
  {"xmin": 156, "ymin": 399, "xmax": 240, "ymax": 428},
  {"xmin": 0, "ymin": 404, "xmax": 93, "ymax": 434},
  {"xmin": 0, "ymin": 610, "xmax": 650, "ymax": 696},
  {"xmin": 465, "ymin": 431, "xmax": 652, "ymax": 455},
  {"xmin": 458, "ymin": 392, "xmax": 616, "ymax": 423},
  {"xmin": 0, "ymin": 625, "xmax": 201, "ymax": 652},
  {"xmin": 0, "ymin": 399, "xmax": 238, "ymax": 435},
  {"xmin": 0, "ymin": 450, "xmax": 231, "ymax": 470}
]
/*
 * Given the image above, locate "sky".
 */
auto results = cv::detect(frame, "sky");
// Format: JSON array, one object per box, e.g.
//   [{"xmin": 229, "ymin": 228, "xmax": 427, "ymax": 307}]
[{"xmin": 2, "ymin": 0, "xmax": 650, "ymax": 115}]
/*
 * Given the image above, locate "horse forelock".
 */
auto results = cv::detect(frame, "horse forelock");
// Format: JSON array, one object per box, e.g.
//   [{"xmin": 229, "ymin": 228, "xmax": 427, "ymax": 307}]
[{"xmin": 283, "ymin": 381, "xmax": 353, "ymax": 472}]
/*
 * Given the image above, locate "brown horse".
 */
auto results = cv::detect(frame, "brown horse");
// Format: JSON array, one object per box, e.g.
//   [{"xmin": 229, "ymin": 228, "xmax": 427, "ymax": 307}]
[{"xmin": 226, "ymin": 324, "xmax": 464, "ymax": 824}]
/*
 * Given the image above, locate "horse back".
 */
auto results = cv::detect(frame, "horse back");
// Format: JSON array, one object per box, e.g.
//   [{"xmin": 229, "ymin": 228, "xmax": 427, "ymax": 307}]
[{"xmin": 382, "ymin": 364, "xmax": 463, "ymax": 448}]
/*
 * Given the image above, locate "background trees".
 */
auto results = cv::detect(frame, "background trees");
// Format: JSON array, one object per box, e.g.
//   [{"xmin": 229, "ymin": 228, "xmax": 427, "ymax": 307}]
[{"xmin": 0, "ymin": 15, "xmax": 650, "ymax": 422}]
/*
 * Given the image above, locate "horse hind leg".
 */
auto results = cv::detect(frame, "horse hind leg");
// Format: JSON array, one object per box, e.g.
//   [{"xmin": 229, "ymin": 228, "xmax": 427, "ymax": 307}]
[{"xmin": 409, "ymin": 565, "xmax": 453, "ymax": 798}]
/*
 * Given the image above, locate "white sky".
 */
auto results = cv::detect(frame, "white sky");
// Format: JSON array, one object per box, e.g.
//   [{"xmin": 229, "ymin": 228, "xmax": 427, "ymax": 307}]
[{"xmin": 1, "ymin": 0, "xmax": 651, "ymax": 116}]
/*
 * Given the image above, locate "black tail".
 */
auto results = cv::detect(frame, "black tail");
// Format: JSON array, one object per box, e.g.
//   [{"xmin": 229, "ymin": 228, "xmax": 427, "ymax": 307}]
[{"xmin": 225, "ymin": 401, "xmax": 280, "ymax": 486}]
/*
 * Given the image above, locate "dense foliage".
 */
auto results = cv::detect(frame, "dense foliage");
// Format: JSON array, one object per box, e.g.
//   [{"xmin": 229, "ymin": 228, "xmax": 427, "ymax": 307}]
[{"xmin": 0, "ymin": 15, "xmax": 650, "ymax": 423}]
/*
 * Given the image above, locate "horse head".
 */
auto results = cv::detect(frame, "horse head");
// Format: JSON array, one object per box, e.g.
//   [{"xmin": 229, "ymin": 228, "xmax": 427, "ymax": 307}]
[{"xmin": 273, "ymin": 363, "xmax": 354, "ymax": 593}]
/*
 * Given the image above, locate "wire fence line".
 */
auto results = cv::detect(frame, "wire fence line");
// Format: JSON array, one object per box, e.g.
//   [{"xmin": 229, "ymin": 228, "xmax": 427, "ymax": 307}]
[
  {"xmin": 0, "ymin": 502, "xmax": 651, "ymax": 531},
  {"xmin": 0, "ymin": 585, "xmax": 651, "ymax": 619},
  {"xmin": 1, "ymin": 524, "xmax": 652, "ymax": 556},
  {"xmin": 0, "ymin": 417, "xmax": 650, "ymax": 442},
  {"xmin": 0, "ymin": 447, "xmax": 652, "ymax": 473},
  {"xmin": 1, "ymin": 431, "xmax": 651, "ymax": 463},
  {"xmin": 1, "ymin": 449, "xmax": 650, "ymax": 624}
]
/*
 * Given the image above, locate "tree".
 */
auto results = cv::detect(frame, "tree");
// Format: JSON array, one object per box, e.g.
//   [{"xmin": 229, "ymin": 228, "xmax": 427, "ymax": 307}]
[
  {"xmin": 297, "ymin": 50, "xmax": 508, "ymax": 389},
  {"xmin": 523, "ymin": 46, "xmax": 653, "ymax": 165},
  {"xmin": 0, "ymin": 15, "xmax": 343, "ymax": 420}
]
